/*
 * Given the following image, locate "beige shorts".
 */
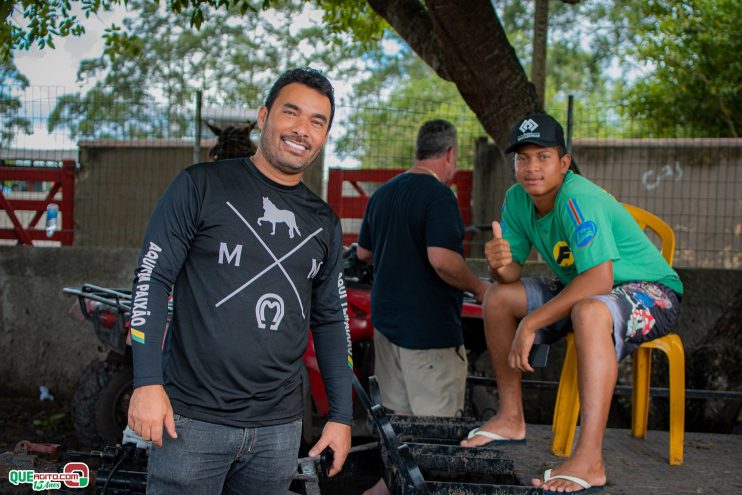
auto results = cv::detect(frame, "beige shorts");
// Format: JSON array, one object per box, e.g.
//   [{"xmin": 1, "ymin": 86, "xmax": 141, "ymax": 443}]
[{"xmin": 373, "ymin": 329, "xmax": 467, "ymax": 416}]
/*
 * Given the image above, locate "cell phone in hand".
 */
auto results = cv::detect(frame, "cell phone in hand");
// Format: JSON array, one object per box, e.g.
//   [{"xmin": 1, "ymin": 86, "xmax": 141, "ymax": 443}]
[{"xmin": 528, "ymin": 344, "xmax": 550, "ymax": 368}]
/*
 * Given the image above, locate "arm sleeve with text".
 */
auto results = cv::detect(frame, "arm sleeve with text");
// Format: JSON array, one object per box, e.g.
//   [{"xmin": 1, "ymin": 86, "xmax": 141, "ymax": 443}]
[
  {"xmin": 130, "ymin": 170, "xmax": 201, "ymax": 388},
  {"xmin": 557, "ymin": 194, "xmax": 619, "ymax": 274},
  {"xmin": 309, "ymin": 218, "xmax": 353, "ymax": 425}
]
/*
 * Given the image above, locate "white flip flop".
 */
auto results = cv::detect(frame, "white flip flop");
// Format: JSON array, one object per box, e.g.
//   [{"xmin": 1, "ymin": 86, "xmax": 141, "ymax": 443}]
[
  {"xmin": 463, "ymin": 427, "xmax": 527, "ymax": 447},
  {"xmin": 542, "ymin": 469, "xmax": 605, "ymax": 494}
]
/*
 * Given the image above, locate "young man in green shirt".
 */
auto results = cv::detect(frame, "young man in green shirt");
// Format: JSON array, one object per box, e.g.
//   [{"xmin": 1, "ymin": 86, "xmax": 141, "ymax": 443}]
[{"xmin": 460, "ymin": 113, "xmax": 682, "ymax": 494}]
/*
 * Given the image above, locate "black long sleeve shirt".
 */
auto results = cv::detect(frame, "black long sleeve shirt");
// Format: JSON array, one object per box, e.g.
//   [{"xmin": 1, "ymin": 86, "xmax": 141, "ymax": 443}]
[{"xmin": 131, "ymin": 158, "xmax": 353, "ymax": 427}]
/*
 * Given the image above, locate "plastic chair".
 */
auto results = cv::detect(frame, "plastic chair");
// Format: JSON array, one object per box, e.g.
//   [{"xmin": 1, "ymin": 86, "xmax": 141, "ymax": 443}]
[{"xmin": 550, "ymin": 204, "xmax": 685, "ymax": 465}]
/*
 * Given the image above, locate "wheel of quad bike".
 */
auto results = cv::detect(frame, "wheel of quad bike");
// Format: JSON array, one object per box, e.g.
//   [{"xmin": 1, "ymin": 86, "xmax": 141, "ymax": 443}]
[{"xmin": 72, "ymin": 358, "xmax": 133, "ymax": 447}]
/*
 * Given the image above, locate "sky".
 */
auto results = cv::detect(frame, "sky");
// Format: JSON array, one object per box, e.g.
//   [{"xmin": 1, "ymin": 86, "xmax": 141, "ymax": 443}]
[
  {"xmin": 14, "ymin": 5, "xmax": 127, "ymax": 89},
  {"xmin": 10, "ymin": 5, "xmax": 128, "ymax": 150}
]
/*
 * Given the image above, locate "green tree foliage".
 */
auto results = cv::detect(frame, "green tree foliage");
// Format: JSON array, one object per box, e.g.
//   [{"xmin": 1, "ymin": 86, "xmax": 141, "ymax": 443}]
[
  {"xmin": 335, "ymin": 49, "xmax": 484, "ymax": 170},
  {"xmin": 46, "ymin": 0, "xmax": 366, "ymax": 139},
  {"xmin": 1, "ymin": 0, "xmax": 100, "ymax": 60},
  {"xmin": 498, "ymin": 0, "xmax": 615, "ymax": 109},
  {"xmin": 3, "ymin": 0, "xmax": 386, "ymax": 56},
  {"xmin": 617, "ymin": 0, "xmax": 741, "ymax": 137},
  {"xmin": 7, "ymin": 0, "xmax": 542, "ymax": 150},
  {"xmin": 0, "ymin": 59, "xmax": 31, "ymax": 147},
  {"xmin": 334, "ymin": 1, "xmax": 620, "ymax": 166},
  {"xmin": 7, "ymin": 0, "xmax": 740, "ymax": 141}
]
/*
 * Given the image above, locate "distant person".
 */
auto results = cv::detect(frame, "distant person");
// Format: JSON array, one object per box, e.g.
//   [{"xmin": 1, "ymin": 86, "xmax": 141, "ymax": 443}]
[
  {"xmin": 460, "ymin": 113, "xmax": 682, "ymax": 494},
  {"xmin": 127, "ymin": 68, "xmax": 353, "ymax": 495},
  {"xmin": 357, "ymin": 119, "xmax": 490, "ymax": 495}
]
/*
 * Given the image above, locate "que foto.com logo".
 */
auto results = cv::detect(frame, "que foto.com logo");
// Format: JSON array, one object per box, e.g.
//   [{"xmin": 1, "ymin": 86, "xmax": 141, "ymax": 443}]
[{"xmin": 9, "ymin": 462, "xmax": 89, "ymax": 491}]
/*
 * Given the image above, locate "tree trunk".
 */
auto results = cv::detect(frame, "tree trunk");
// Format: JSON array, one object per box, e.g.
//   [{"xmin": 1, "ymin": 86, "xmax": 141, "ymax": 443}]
[
  {"xmin": 686, "ymin": 286, "xmax": 742, "ymax": 432},
  {"xmin": 368, "ymin": 0, "xmax": 542, "ymax": 152},
  {"xmin": 531, "ymin": 0, "xmax": 549, "ymax": 107},
  {"xmin": 366, "ymin": 0, "xmax": 451, "ymax": 81}
]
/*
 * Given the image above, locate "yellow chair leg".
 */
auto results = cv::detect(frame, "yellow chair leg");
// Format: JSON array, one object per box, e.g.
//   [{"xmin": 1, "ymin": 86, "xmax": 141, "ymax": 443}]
[
  {"xmin": 661, "ymin": 336, "xmax": 685, "ymax": 465},
  {"xmin": 552, "ymin": 383, "xmax": 561, "ymax": 433},
  {"xmin": 552, "ymin": 334, "xmax": 580, "ymax": 457},
  {"xmin": 631, "ymin": 334, "xmax": 685, "ymax": 465},
  {"xmin": 554, "ymin": 331, "xmax": 685, "ymax": 465},
  {"xmin": 552, "ymin": 345, "xmax": 566, "ymax": 433},
  {"xmin": 631, "ymin": 347, "xmax": 652, "ymax": 439}
]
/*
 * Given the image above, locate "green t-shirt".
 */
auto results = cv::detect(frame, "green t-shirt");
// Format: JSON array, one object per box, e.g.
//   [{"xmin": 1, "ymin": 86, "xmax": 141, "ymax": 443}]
[{"xmin": 501, "ymin": 171, "xmax": 683, "ymax": 295}]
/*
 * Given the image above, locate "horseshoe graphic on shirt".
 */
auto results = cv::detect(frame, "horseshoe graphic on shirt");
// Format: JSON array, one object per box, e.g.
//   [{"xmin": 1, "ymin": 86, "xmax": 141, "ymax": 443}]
[{"xmin": 256, "ymin": 293, "xmax": 285, "ymax": 330}]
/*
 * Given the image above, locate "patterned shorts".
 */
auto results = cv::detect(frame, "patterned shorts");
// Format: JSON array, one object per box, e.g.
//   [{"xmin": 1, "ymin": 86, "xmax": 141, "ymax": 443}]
[{"xmin": 523, "ymin": 277, "xmax": 682, "ymax": 361}]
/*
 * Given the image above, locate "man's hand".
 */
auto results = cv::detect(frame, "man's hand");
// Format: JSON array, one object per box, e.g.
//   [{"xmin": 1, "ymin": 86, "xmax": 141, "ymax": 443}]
[
  {"xmin": 508, "ymin": 317, "xmax": 537, "ymax": 373},
  {"xmin": 128, "ymin": 384, "xmax": 176, "ymax": 447},
  {"xmin": 485, "ymin": 221, "xmax": 512, "ymax": 271},
  {"xmin": 308, "ymin": 421, "xmax": 351, "ymax": 477}
]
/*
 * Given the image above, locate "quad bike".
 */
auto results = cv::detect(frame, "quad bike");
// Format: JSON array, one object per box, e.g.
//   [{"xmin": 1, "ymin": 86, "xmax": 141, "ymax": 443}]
[
  {"xmin": 1, "ymin": 375, "xmax": 541, "ymax": 495},
  {"xmin": 63, "ymin": 246, "xmax": 489, "ymax": 448}
]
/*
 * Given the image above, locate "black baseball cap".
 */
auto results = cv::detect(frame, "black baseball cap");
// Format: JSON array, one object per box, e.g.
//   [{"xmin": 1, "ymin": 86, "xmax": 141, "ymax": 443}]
[{"xmin": 505, "ymin": 113, "xmax": 566, "ymax": 154}]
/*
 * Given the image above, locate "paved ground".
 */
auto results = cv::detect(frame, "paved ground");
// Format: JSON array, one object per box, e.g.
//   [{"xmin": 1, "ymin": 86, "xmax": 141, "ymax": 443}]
[
  {"xmin": 308, "ymin": 422, "xmax": 742, "ymax": 494},
  {"xmin": 507, "ymin": 424, "xmax": 742, "ymax": 494},
  {"xmin": 2, "ymin": 396, "xmax": 740, "ymax": 494}
]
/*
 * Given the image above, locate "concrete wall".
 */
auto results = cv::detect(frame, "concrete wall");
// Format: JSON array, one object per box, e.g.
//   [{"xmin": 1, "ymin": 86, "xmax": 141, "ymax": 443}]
[
  {"xmin": 1, "ymin": 245, "xmax": 740, "ymax": 398},
  {"xmin": 72, "ymin": 139, "xmax": 740, "ymax": 268},
  {"xmin": 0, "ymin": 246, "xmax": 139, "ymax": 398},
  {"xmin": 471, "ymin": 139, "xmax": 742, "ymax": 268},
  {"xmin": 76, "ymin": 140, "xmax": 324, "ymax": 249},
  {"xmin": 572, "ymin": 139, "xmax": 742, "ymax": 269},
  {"xmin": 77, "ymin": 140, "xmax": 211, "ymax": 248}
]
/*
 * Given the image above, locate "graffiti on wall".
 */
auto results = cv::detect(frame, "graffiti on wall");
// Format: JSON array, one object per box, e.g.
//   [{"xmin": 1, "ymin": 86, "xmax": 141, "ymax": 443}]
[{"xmin": 642, "ymin": 161, "xmax": 684, "ymax": 191}]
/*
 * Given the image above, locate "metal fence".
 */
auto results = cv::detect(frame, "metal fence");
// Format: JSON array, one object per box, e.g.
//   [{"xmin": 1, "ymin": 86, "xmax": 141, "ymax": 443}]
[{"xmin": 1, "ymin": 84, "xmax": 740, "ymax": 269}]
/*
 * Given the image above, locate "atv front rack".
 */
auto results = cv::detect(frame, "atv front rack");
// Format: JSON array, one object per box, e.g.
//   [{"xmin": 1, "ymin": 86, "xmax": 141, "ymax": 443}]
[
  {"xmin": 290, "ymin": 375, "xmax": 543, "ymax": 494},
  {"xmin": 63, "ymin": 284, "xmax": 173, "ymax": 355},
  {"xmin": 63, "ymin": 284, "xmax": 132, "ymax": 355}
]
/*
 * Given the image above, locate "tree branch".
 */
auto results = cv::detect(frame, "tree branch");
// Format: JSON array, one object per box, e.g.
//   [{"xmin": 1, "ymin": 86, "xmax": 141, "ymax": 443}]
[
  {"xmin": 425, "ymin": 0, "xmax": 541, "ymax": 149},
  {"xmin": 366, "ymin": 0, "xmax": 450, "ymax": 81}
]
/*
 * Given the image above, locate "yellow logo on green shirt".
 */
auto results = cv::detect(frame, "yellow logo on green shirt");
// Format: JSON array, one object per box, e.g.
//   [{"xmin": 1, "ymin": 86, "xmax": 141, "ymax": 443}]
[{"xmin": 553, "ymin": 241, "xmax": 574, "ymax": 267}]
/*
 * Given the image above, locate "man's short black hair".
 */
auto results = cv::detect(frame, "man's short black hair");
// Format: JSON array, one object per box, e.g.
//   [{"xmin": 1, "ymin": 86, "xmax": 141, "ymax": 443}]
[
  {"xmin": 416, "ymin": 119, "xmax": 457, "ymax": 160},
  {"xmin": 264, "ymin": 67, "xmax": 335, "ymax": 129}
]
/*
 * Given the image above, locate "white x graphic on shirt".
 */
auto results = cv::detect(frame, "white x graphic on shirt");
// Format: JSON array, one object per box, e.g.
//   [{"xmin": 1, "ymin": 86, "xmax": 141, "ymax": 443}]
[{"xmin": 215, "ymin": 201, "xmax": 322, "ymax": 318}]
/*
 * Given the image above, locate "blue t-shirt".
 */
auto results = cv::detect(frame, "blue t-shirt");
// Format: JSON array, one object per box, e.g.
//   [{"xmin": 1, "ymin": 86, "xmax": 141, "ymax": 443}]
[{"xmin": 358, "ymin": 173, "xmax": 465, "ymax": 349}]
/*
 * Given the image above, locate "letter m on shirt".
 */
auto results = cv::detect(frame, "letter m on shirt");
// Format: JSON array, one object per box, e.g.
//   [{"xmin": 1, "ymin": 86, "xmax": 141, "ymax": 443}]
[{"xmin": 219, "ymin": 243, "xmax": 243, "ymax": 267}]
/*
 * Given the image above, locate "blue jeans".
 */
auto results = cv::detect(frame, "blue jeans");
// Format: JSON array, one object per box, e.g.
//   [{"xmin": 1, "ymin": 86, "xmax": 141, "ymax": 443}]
[{"xmin": 146, "ymin": 414, "xmax": 302, "ymax": 495}]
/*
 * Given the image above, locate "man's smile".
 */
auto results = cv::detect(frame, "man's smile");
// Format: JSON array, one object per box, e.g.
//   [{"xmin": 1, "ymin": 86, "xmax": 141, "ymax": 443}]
[
  {"xmin": 523, "ymin": 175, "xmax": 543, "ymax": 186},
  {"xmin": 282, "ymin": 135, "xmax": 309, "ymax": 153}
]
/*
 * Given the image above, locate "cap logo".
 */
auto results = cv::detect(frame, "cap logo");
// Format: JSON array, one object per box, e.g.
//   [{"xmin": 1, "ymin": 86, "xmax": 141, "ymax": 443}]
[{"xmin": 519, "ymin": 118, "xmax": 539, "ymax": 133}]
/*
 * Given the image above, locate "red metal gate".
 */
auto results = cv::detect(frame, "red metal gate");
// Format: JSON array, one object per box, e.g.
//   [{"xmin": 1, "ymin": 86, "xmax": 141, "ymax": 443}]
[
  {"xmin": 0, "ymin": 160, "xmax": 75, "ymax": 245},
  {"xmin": 327, "ymin": 168, "xmax": 472, "ymax": 246}
]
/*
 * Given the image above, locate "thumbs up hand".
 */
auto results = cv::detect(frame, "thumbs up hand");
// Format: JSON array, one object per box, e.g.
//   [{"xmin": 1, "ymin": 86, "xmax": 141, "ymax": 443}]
[
  {"xmin": 491, "ymin": 221, "xmax": 503, "ymax": 239},
  {"xmin": 485, "ymin": 220, "xmax": 512, "ymax": 271}
]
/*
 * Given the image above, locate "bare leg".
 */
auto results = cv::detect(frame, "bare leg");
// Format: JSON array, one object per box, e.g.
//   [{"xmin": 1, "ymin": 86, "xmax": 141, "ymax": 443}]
[
  {"xmin": 362, "ymin": 478, "xmax": 389, "ymax": 495},
  {"xmin": 533, "ymin": 298, "xmax": 614, "ymax": 492},
  {"xmin": 461, "ymin": 282, "xmax": 528, "ymax": 447}
]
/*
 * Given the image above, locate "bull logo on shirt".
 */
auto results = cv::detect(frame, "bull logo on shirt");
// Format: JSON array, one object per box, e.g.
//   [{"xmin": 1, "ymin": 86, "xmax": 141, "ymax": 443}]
[{"xmin": 257, "ymin": 197, "xmax": 301, "ymax": 239}]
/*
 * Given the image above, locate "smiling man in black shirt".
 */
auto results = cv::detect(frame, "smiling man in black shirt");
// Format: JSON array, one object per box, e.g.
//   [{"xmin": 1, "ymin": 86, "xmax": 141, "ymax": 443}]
[{"xmin": 127, "ymin": 68, "xmax": 352, "ymax": 495}]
